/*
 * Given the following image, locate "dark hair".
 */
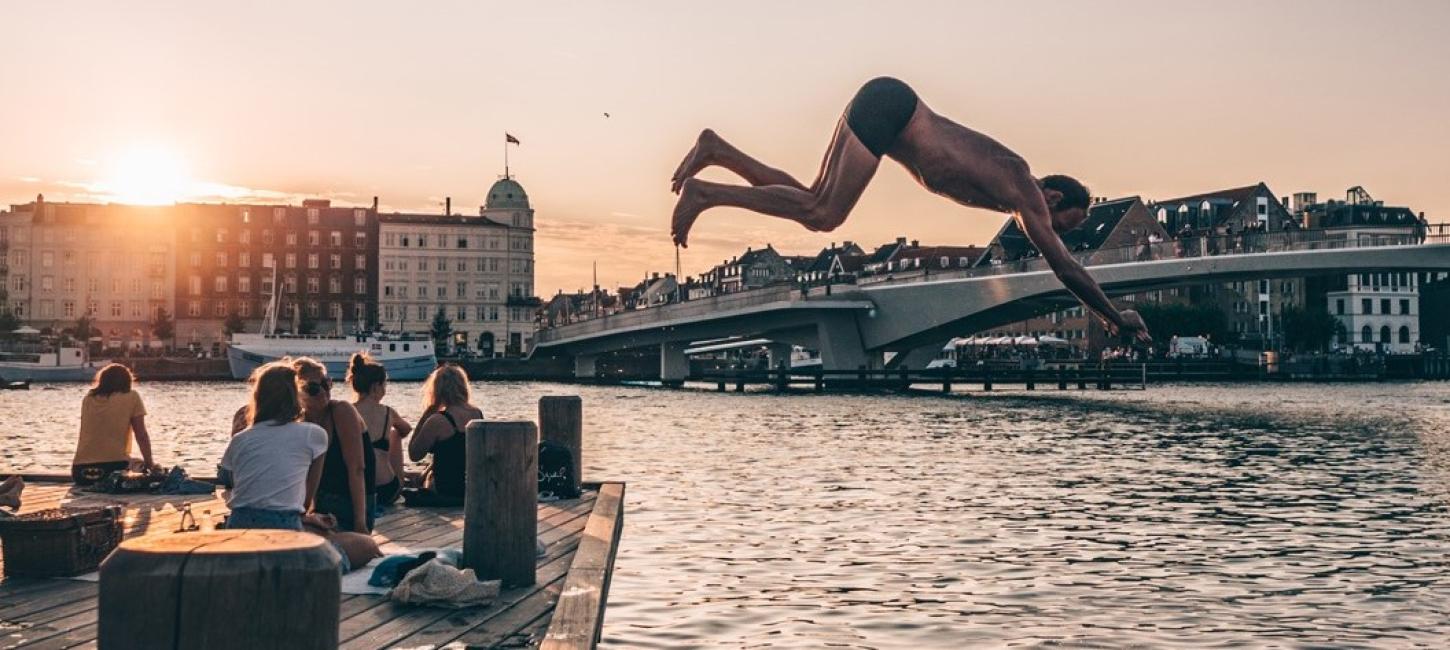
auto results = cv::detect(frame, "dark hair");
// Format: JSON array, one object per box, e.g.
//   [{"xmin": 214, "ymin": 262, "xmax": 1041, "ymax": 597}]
[
  {"xmin": 347, "ymin": 352, "xmax": 387, "ymax": 395},
  {"xmin": 247, "ymin": 361, "xmax": 301, "ymax": 426},
  {"xmin": 88, "ymin": 363, "xmax": 134, "ymax": 398},
  {"xmin": 1041, "ymin": 175, "xmax": 1091, "ymax": 212}
]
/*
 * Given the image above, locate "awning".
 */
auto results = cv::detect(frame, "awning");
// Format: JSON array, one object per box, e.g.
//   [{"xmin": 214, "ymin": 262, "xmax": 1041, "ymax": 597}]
[
  {"xmin": 1014, "ymin": 336, "xmax": 1039, "ymax": 346},
  {"xmin": 1037, "ymin": 335, "xmax": 1070, "ymax": 345}
]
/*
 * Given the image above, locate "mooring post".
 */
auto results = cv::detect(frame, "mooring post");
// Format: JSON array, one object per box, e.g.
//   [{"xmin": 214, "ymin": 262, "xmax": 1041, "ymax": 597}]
[
  {"xmin": 942, "ymin": 367, "xmax": 953, "ymax": 394},
  {"xmin": 538, "ymin": 396, "xmax": 583, "ymax": 496},
  {"xmin": 1076, "ymin": 367, "xmax": 1087, "ymax": 390},
  {"xmin": 464, "ymin": 420, "xmax": 538, "ymax": 587},
  {"xmin": 1026, "ymin": 369, "xmax": 1035, "ymax": 390},
  {"xmin": 775, "ymin": 362, "xmax": 789, "ymax": 393},
  {"xmin": 814, "ymin": 367, "xmax": 825, "ymax": 392},
  {"xmin": 1057, "ymin": 367, "xmax": 1067, "ymax": 390},
  {"xmin": 899, "ymin": 366, "xmax": 909, "ymax": 389},
  {"xmin": 983, "ymin": 366, "xmax": 993, "ymax": 391}
]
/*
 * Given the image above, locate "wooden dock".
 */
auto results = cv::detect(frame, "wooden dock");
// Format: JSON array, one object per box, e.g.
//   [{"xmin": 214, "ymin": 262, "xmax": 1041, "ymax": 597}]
[{"xmin": 0, "ymin": 478, "xmax": 624, "ymax": 649}]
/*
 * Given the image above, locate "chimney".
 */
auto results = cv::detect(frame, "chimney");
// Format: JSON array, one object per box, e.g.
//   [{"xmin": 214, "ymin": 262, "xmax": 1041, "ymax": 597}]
[
  {"xmin": 445, "ymin": 197, "xmax": 451, "ymax": 216},
  {"xmin": 911, "ymin": 239, "xmax": 919, "ymax": 248},
  {"xmin": 896, "ymin": 236, "xmax": 907, "ymax": 246},
  {"xmin": 372, "ymin": 196, "xmax": 378, "ymax": 210}
]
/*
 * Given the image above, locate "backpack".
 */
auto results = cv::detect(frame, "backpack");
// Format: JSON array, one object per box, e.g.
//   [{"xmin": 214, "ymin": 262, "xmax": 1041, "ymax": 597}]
[{"xmin": 538, "ymin": 440, "xmax": 580, "ymax": 501}]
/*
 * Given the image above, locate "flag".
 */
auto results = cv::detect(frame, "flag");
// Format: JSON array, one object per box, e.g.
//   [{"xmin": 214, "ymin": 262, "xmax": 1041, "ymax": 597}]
[{"xmin": 505, "ymin": 133, "xmax": 520, "ymax": 145}]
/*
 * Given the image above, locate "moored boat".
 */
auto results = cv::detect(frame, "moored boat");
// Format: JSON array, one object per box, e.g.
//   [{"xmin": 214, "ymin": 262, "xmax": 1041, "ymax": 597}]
[
  {"xmin": 226, "ymin": 333, "xmax": 436, "ymax": 380},
  {"xmin": 0, "ymin": 348, "xmax": 102, "ymax": 383}
]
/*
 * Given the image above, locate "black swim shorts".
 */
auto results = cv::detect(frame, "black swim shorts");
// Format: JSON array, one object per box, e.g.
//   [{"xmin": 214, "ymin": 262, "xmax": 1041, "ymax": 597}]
[{"xmin": 845, "ymin": 77, "xmax": 919, "ymax": 157}]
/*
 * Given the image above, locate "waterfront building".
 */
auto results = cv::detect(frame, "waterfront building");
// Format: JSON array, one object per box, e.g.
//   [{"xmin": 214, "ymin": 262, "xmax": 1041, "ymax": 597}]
[
  {"xmin": 174, "ymin": 199, "xmax": 379, "ymax": 355},
  {"xmin": 1295, "ymin": 187, "xmax": 1426, "ymax": 353},
  {"xmin": 378, "ymin": 178, "xmax": 537, "ymax": 357},
  {"xmin": 799, "ymin": 241, "xmax": 866, "ymax": 283},
  {"xmin": 886, "ymin": 245, "xmax": 983, "ymax": 272},
  {"xmin": 1149, "ymin": 183, "xmax": 1304, "ymax": 346},
  {"xmin": 0, "ymin": 196, "xmax": 176, "ymax": 352}
]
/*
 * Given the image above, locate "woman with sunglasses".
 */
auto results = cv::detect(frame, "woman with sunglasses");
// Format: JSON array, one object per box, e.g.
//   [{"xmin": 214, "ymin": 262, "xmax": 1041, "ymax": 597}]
[{"xmin": 294, "ymin": 357, "xmax": 376, "ymax": 534}]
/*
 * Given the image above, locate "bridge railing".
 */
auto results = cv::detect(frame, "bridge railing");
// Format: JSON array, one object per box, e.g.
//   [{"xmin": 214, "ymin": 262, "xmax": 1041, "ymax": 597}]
[
  {"xmin": 856, "ymin": 224, "xmax": 1450, "ymax": 287},
  {"xmin": 536, "ymin": 283, "xmax": 823, "ymax": 344}
]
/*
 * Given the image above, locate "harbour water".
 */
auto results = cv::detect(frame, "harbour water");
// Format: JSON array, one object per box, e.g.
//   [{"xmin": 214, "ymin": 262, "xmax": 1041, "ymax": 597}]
[{"xmin": 4, "ymin": 381, "xmax": 1450, "ymax": 647}]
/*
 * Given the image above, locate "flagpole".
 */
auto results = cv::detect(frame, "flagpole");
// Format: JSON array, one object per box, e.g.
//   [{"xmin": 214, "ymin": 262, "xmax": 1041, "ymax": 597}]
[{"xmin": 504, "ymin": 133, "xmax": 509, "ymax": 179}]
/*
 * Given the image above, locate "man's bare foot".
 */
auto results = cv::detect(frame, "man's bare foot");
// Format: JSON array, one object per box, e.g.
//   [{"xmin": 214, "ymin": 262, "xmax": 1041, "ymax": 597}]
[
  {"xmin": 670, "ymin": 129, "xmax": 722, "ymax": 194},
  {"xmin": 671, "ymin": 178, "xmax": 709, "ymax": 248}
]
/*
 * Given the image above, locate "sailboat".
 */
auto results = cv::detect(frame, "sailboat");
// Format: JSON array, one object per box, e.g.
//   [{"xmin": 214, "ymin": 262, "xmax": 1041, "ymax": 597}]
[{"xmin": 225, "ymin": 263, "xmax": 437, "ymax": 381}]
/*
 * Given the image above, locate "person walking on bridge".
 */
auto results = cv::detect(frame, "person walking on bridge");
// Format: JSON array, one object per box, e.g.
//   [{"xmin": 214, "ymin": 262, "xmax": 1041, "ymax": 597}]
[{"xmin": 670, "ymin": 76, "xmax": 1151, "ymax": 343}]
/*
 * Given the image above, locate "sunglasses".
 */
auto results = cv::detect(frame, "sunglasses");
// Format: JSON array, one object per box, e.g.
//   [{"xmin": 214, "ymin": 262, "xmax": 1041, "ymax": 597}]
[{"xmin": 302, "ymin": 378, "xmax": 332, "ymax": 396}]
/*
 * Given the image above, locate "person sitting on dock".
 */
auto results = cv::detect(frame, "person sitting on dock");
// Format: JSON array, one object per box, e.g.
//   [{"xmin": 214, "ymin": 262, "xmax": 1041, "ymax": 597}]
[
  {"xmin": 404, "ymin": 365, "xmax": 481, "ymax": 506},
  {"xmin": 0, "ymin": 475, "xmax": 22, "ymax": 511},
  {"xmin": 220, "ymin": 361, "xmax": 328, "ymax": 530},
  {"xmin": 295, "ymin": 357, "xmax": 376, "ymax": 534},
  {"xmin": 348, "ymin": 352, "xmax": 413, "ymax": 508},
  {"xmin": 71, "ymin": 363, "xmax": 159, "ymax": 486},
  {"xmin": 669, "ymin": 76, "xmax": 1151, "ymax": 343}
]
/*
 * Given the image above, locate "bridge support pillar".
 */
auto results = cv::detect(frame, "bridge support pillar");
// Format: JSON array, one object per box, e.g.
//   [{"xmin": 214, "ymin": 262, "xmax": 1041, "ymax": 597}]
[
  {"xmin": 660, "ymin": 341, "xmax": 689, "ymax": 386},
  {"xmin": 817, "ymin": 315, "xmax": 875, "ymax": 372},
  {"xmin": 766, "ymin": 342, "xmax": 793, "ymax": 370},
  {"xmin": 573, "ymin": 354, "xmax": 598, "ymax": 380}
]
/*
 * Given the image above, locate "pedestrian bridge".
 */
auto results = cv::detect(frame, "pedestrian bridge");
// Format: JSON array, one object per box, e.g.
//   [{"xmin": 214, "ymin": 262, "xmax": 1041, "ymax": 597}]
[{"xmin": 533, "ymin": 236, "xmax": 1450, "ymax": 380}]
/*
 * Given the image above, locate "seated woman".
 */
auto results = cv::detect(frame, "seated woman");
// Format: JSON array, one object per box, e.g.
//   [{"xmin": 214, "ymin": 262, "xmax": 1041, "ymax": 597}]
[
  {"xmin": 220, "ymin": 361, "xmax": 329, "ymax": 530},
  {"xmin": 294, "ymin": 357, "xmax": 376, "ymax": 534},
  {"xmin": 72, "ymin": 364, "xmax": 158, "ymax": 486},
  {"xmin": 1, "ymin": 475, "xmax": 22, "ymax": 511},
  {"xmin": 406, "ymin": 365, "xmax": 482, "ymax": 503},
  {"xmin": 347, "ymin": 353, "xmax": 412, "ymax": 507}
]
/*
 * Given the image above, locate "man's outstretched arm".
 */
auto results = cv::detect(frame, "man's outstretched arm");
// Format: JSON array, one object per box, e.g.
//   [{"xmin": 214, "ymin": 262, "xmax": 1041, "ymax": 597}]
[{"xmin": 1011, "ymin": 178, "xmax": 1151, "ymax": 343}]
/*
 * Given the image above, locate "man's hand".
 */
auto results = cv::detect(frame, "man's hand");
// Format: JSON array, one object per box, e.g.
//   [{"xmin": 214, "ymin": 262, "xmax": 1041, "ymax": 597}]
[{"xmin": 1111, "ymin": 309, "xmax": 1153, "ymax": 344}]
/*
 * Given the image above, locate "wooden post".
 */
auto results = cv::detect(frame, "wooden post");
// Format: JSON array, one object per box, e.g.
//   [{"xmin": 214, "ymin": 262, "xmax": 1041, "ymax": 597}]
[
  {"xmin": 814, "ymin": 367, "xmax": 824, "ymax": 392},
  {"xmin": 734, "ymin": 378, "xmax": 745, "ymax": 392},
  {"xmin": 898, "ymin": 367, "xmax": 908, "ymax": 389},
  {"xmin": 1025, "ymin": 369, "xmax": 1035, "ymax": 390},
  {"xmin": 983, "ymin": 366, "xmax": 993, "ymax": 391},
  {"xmin": 1076, "ymin": 367, "xmax": 1087, "ymax": 390},
  {"xmin": 716, "ymin": 380, "xmax": 725, "ymax": 392},
  {"xmin": 1057, "ymin": 367, "xmax": 1067, "ymax": 390},
  {"xmin": 100, "ymin": 530, "xmax": 339, "ymax": 649},
  {"xmin": 464, "ymin": 420, "xmax": 538, "ymax": 587},
  {"xmin": 775, "ymin": 364, "xmax": 788, "ymax": 393},
  {"xmin": 942, "ymin": 367, "xmax": 953, "ymax": 394},
  {"xmin": 539, "ymin": 396, "xmax": 583, "ymax": 496}
]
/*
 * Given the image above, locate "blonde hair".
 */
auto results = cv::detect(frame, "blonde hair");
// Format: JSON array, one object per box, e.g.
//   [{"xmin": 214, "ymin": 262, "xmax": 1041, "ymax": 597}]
[
  {"xmin": 290, "ymin": 356, "xmax": 327, "ymax": 380},
  {"xmin": 247, "ymin": 361, "xmax": 301, "ymax": 426},
  {"xmin": 421, "ymin": 364, "xmax": 470, "ymax": 417}
]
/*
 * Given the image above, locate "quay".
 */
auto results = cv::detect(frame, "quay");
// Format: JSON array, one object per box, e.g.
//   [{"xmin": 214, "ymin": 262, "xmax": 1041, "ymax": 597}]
[{"xmin": 0, "ymin": 478, "xmax": 623, "ymax": 649}]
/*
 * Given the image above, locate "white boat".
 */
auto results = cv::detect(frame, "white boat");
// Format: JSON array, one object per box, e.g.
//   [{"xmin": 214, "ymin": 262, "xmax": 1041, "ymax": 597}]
[
  {"xmin": 226, "ymin": 262, "xmax": 437, "ymax": 380},
  {"xmin": 226, "ymin": 332, "xmax": 437, "ymax": 381},
  {"xmin": 0, "ymin": 347, "xmax": 103, "ymax": 382}
]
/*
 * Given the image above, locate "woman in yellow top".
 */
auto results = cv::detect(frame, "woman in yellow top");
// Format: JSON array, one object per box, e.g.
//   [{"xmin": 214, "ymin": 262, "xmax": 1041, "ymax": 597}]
[{"xmin": 72, "ymin": 363, "xmax": 157, "ymax": 485}]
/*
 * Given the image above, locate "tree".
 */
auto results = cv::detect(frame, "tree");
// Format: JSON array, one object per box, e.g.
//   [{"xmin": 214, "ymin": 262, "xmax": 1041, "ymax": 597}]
[
  {"xmin": 0, "ymin": 309, "xmax": 17, "ymax": 334},
  {"xmin": 73, "ymin": 313, "xmax": 98, "ymax": 342},
  {"xmin": 430, "ymin": 308, "xmax": 453, "ymax": 353},
  {"xmin": 1136, "ymin": 302, "xmax": 1230, "ymax": 344},
  {"xmin": 223, "ymin": 310, "xmax": 246, "ymax": 336},
  {"xmin": 1280, "ymin": 305, "xmax": 1343, "ymax": 352},
  {"xmin": 151, "ymin": 307, "xmax": 175, "ymax": 342}
]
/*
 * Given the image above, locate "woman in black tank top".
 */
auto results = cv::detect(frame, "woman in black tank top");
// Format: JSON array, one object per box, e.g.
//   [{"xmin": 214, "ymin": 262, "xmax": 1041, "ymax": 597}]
[
  {"xmin": 295, "ymin": 358, "xmax": 376, "ymax": 533},
  {"xmin": 408, "ymin": 365, "xmax": 482, "ymax": 500}
]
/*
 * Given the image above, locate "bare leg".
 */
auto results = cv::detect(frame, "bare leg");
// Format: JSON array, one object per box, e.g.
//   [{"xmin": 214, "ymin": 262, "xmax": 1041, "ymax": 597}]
[
  {"xmin": 672, "ymin": 127, "xmax": 842, "ymax": 194},
  {"xmin": 671, "ymin": 119, "xmax": 879, "ymax": 246}
]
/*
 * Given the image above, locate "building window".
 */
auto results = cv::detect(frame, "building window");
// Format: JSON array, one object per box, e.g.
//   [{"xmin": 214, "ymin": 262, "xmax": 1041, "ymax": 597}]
[
  {"xmin": 330, "ymin": 231, "xmax": 342, "ymax": 247},
  {"xmin": 1380, "ymin": 298, "xmax": 1390, "ymax": 315},
  {"xmin": 330, "ymin": 254, "xmax": 341, "ymax": 270},
  {"xmin": 214, "ymin": 301, "xmax": 227, "ymax": 317},
  {"xmin": 1336, "ymin": 299, "xmax": 1344, "ymax": 315},
  {"xmin": 457, "ymin": 306, "xmax": 467, "ymax": 321},
  {"xmin": 239, "ymin": 229, "xmax": 251, "ymax": 244},
  {"xmin": 307, "ymin": 277, "xmax": 320, "ymax": 294},
  {"xmin": 307, "ymin": 302, "xmax": 320, "ymax": 318},
  {"xmin": 354, "ymin": 232, "xmax": 367, "ymax": 248},
  {"xmin": 286, "ymin": 232, "xmax": 297, "ymax": 246},
  {"xmin": 457, "ymin": 282, "xmax": 467, "ymax": 298},
  {"xmin": 308, "ymin": 253, "xmax": 319, "ymax": 269},
  {"xmin": 307, "ymin": 208, "xmax": 319, "ymax": 224},
  {"xmin": 354, "ymin": 277, "xmax": 366, "ymax": 294},
  {"xmin": 241, "ymin": 208, "xmax": 251, "ymax": 223},
  {"xmin": 457, "ymin": 238, "xmax": 468, "ymax": 249},
  {"xmin": 308, "ymin": 231, "xmax": 320, "ymax": 246},
  {"xmin": 1362, "ymin": 298, "xmax": 1372, "ymax": 314},
  {"xmin": 329, "ymin": 277, "xmax": 341, "ymax": 294},
  {"xmin": 354, "ymin": 303, "xmax": 365, "ymax": 320},
  {"xmin": 189, "ymin": 276, "xmax": 202, "ymax": 296},
  {"xmin": 1401, "ymin": 299, "xmax": 1411, "ymax": 315},
  {"xmin": 355, "ymin": 254, "xmax": 366, "ymax": 270},
  {"xmin": 216, "ymin": 229, "xmax": 228, "ymax": 244},
  {"xmin": 273, "ymin": 207, "xmax": 286, "ymax": 223},
  {"xmin": 63, "ymin": 301, "xmax": 75, "ymax": 317},
  {"xmin": 216, "ymin": 252, "xmax": 228, "ymax": 267},
  {"xmin": 263, "ymin": 253, "xmax": 275, "ymax": 269},
  {"xmin": 1380, "ymin": 326, "xmax": 1391, "ymax": 344},
  {"xmin": 286, "ymin": 253, "xmax": 297, "ymax": 269},
  {"xmin": 329, "ymin": 302, "xmax": 341, "ymax": 318},
  {"xmin": 239, "ymin": 301, "xmax": 251, "ymax": 317},
  {"xmin": 188, "ymin": 301, "xmax": 202, "ymax": 317},
  {"xmin": 354, "ymin": 209, "xmax": 366, "ymax": 226},
  {"xmin": 263, "ymin": 229, "xmax": 274, "ymax": 245},
  {"xmin": 238, "ymin": 252, "xmax": 251, "ymax": 268},
  {"xmin": 214, "ymin": 276, "xmax": 227, "ymax": 293},
  {"xmin": 238, "ymin": 276, "xmax": 251, "ymax": 293}
]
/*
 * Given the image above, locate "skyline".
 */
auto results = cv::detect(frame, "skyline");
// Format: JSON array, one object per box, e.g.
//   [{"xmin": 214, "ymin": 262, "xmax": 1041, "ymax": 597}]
[{"xmin": 3, "ymin": 1, "xmax": 1449, "ymax": 296}]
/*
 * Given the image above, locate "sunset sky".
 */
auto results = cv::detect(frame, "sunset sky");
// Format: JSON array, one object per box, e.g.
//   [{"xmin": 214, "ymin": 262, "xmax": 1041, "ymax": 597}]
[{"xmin": 3, "ymin": 1, "xmax": 1448, "ymax": 295}]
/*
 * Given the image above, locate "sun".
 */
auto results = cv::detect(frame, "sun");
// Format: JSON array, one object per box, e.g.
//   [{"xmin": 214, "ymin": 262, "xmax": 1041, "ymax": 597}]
[{"xmin": 98, "ymin": 145, "xmax": 195, "ymax": 205}]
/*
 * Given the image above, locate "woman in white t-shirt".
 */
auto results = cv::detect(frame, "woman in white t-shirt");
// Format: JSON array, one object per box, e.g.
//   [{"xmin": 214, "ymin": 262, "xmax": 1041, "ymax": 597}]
[{"xmin": 220, "ymin": 361, "xmax": 328, "ymax": 530}]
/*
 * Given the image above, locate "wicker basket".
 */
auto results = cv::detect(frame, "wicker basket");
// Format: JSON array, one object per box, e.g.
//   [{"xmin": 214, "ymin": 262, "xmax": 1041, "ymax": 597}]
[{"xmin": 0, "ymin": 506, "xmax": 124, "ymax": 577}]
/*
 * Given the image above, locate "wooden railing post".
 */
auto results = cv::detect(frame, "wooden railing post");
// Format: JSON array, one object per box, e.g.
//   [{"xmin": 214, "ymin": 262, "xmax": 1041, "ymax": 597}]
[
  {"xmin": 464, "ymin": 420, "xmax": 538, "ymax": 587},
  {"xmin": 539, "ymin": 396, "xmax": 583, "ymax": 496}
]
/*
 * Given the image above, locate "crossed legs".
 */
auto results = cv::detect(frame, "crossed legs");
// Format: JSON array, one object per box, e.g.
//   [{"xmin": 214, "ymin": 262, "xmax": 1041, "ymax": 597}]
[{"xmin": 669, "ymin": 118, "xmax": 881, "ymax": 247}]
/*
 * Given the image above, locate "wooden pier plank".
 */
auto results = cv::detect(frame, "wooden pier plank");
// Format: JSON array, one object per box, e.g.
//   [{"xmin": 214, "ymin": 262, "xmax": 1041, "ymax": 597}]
[
  {"xmin": 2, "ymin": 482, "xmax": 623, "ymax": 649},
  {"xmin": 540, "ymin": 482, "xmax": 625, "ymax": 650}
]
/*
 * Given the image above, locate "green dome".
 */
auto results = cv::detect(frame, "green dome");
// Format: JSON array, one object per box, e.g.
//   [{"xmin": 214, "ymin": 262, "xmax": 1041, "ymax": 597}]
[{"xmin": 486, "ymin": 177, "xmax": 530, "ymax": 210}]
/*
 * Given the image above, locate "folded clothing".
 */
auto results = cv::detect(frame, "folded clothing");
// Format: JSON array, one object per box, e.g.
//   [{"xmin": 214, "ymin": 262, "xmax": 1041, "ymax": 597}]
[{"xmin": 390, "ymin": 559, "xmax": 500, "ymax": 608}]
